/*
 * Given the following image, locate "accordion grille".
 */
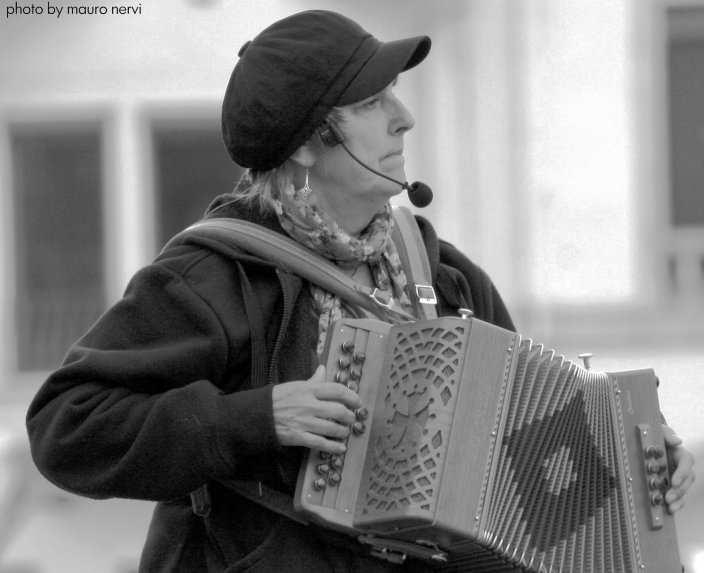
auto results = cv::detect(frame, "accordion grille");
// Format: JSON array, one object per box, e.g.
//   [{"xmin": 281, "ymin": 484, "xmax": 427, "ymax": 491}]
[{"xmin": 360, "ymin": 323, "xmax": 467, "ymax": 520}]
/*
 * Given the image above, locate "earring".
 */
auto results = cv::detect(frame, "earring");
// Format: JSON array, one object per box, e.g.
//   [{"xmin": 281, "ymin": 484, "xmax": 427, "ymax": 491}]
[{"xmin": 299, "ymin": 169, "xmax": 312, "ymax": 200}]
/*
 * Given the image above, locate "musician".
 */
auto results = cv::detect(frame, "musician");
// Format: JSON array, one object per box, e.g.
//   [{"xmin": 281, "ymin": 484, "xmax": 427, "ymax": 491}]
[{"xmin": 25, "ymin": 10, "xmax": 694, "ymax": 573}]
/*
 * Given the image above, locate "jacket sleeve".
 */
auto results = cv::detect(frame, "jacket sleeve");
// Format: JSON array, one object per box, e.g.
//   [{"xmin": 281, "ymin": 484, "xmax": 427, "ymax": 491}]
[{"xmin": 26, "ymin": 250, "xmax": 282, "ymax": 502}]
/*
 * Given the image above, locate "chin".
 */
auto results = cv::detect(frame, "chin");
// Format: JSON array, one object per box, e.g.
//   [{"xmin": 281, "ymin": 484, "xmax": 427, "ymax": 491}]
[
  {"xmin": 375, "ymin": 179, "xmax": 404, "ymax": 198},
  {"xmin": 387, "ymin": 185, "xmax": 404, "ymax": 198}
]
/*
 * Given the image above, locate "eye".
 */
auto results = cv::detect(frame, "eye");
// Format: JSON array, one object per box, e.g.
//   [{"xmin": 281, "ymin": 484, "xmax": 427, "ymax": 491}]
[{"xmin": 361, "ymin": 96, "xmax": 379, "ymax": 109}]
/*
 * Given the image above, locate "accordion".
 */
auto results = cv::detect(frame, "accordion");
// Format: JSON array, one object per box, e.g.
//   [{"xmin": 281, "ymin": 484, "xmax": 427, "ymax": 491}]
[{"xmin": 294, "ymin": 315, "xmax": 681, "ymax": 572}]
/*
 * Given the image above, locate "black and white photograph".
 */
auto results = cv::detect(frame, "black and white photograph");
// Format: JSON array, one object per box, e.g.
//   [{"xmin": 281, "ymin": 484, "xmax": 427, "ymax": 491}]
[{"xmin": 0, "ymin": 1, "xmax": 702, "ymax": 572}]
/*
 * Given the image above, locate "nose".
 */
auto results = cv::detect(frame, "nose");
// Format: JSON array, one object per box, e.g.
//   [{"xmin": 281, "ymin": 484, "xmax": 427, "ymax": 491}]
[{"xmin": 388, "ymin": 93, "xmax": 415, "ymax": 135}]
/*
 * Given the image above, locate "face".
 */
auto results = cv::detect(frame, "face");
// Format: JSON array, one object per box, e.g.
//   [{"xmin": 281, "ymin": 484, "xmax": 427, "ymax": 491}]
[{"xmin": 308, "ymin": 79, "xmax": 416, "ymax": 232}]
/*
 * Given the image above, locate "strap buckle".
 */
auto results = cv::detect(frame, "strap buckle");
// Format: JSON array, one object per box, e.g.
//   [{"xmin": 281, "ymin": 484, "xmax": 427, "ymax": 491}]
[
  {"xmin": 415, "ymin": 284, "xmax": 437, "ymax": 305},
  {"xmin": 358, "ymin": 534, "xmax": 448, "ymax": 564}
]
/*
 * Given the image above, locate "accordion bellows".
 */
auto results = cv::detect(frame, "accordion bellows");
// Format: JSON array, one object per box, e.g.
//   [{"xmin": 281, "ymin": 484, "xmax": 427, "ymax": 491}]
[{"xmin": 294, "ymin": 316, "xmax": 681, "ymax": 572}]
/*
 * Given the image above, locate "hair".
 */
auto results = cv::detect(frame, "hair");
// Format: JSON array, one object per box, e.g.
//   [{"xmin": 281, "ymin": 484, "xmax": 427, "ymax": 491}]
[{"xmin": 230, "ymin": 107, "xmax": 351, "ymax": 213}]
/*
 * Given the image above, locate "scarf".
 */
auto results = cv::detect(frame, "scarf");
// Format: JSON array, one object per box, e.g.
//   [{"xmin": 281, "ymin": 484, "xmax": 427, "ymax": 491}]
[{"xmin": 272, "ymin": 183, "xmax": 414, "ymax": 357}]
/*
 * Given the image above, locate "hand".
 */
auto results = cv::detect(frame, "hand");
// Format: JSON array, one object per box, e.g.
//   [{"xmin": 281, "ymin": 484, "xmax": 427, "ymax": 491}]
[
  {"xmin": 662, "ymin": 424, "xmax": 696, "ymax": 514},
  {"xmin": 272, "ymin": 365, "xmax": 362, "ymax": 455}
]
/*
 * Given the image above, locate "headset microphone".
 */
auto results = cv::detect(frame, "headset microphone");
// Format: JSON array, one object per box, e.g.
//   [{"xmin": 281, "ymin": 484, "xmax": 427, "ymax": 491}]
[
  {"xmin": 318, "ymin": 121, "xmax": 434, "ymax": 208},
  {"xmin": 402, "ymin": 180, "xmax": 433, "ymax": 209}
]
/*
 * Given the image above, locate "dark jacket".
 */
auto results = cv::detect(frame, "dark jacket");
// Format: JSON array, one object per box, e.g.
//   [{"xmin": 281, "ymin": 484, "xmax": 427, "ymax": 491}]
[{"xmin": 26, "ymin": 196, "xmax": 515, "ymax": 572}]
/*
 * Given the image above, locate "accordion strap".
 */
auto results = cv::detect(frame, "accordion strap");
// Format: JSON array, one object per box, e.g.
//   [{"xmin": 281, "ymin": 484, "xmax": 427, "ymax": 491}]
[
  {"xmin": 162, "ymin": 206, "xmax": 436, "ymax": 322},
  {"xmin": 391, "ymin": 206, "xmax": 438, "ymax": 320}
]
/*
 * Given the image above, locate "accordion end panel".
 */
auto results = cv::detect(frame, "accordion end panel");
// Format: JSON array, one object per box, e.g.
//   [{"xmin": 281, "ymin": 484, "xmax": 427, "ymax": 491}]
[
  {"xmin": 294, "ymin": 318, "xmax": 393, "ymax": 533},
  {"xmin": 609, "ymin": 369, "xmax": 682, "ymax": 573}
]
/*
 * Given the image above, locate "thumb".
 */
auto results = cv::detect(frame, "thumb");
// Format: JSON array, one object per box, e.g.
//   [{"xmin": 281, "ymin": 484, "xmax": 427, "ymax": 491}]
[{"xmin": 309, "ymin": 363, "xmax": 327, "ymax": 383}]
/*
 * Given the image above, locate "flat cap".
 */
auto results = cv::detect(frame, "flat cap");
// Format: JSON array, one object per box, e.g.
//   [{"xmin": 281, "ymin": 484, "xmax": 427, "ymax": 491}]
[{"xmin": 222, "ymin": 10, "xmax": 431, "ymax": 170}]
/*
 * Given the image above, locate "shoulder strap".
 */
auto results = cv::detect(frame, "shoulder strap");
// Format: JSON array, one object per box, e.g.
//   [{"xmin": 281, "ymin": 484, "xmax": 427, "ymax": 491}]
[
  {"xmin": 391, "ymin": 206, "xmax": 437, "ymax": 320},
  {"xmin": 162, "ymin": 217, "xmax": 415, "ymax": 324}
]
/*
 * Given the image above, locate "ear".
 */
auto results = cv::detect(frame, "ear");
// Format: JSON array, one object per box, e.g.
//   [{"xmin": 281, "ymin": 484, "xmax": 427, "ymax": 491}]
[{"xmin": 289, "ymin": 143, "xmax": 316, "ymax": 168}]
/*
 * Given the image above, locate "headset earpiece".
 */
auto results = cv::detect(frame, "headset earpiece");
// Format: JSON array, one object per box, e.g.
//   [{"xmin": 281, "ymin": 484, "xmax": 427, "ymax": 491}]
[{"xmin": 318, "ymin": 120, "xmax": 345, "ymax": 146}]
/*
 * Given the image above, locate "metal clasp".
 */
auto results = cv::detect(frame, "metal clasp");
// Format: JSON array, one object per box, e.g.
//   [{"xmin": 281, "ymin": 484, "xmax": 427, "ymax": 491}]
[
  {"xmin": 369, "ymin": 288, "xmax": 394, "ymax": 310},
  {"xmin": 358, "ymin": 534, "xmax": 448, "ymax": 564},
  {"xmin": 415, "ymin": 284, "xmax": 437, "ymax": 305}
]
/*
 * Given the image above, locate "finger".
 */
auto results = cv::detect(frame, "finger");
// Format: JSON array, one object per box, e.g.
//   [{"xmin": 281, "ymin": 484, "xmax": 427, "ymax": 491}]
[
  {"xmin": 306, "ymin": 417, "xmax": 351, "ymax": 441},
  {"xmin": 313, "ymin": 401, "xmax": 357, "ymax": 427},
  {"xmin": 313, "ymin": 382, "xmax": 362, "ymax": 410},
  {"xmin": 275, "ymin": 414, "xmax": 350, "ymax": 449},
  {"xmin": 665, "ymin": 459, "xmax": 695, "ymax": 512},
  {"xmin": 671, "ymin": 460, "xmax": 695, "ymax": 490},
  {"xmin": 662, "ymin": 424, "xmax": 683, "ymax": 447},
  {"xmin": 669, "ymin": 447, "xmax": 695, "ymax": 486},
  {"xmin": 666, "ymin": 478, "xmax": 690, "ymax": 502},
  {"xmin": 303, "ymin": 433, "xmax": 348, "ymax": 455},
  {"xmin": 668, "ymin": 471, "xmax": 695, "ymax": 500},
  {"xmin": 667, "ymin": 497, "xmax": 685, "ymax": 514}
]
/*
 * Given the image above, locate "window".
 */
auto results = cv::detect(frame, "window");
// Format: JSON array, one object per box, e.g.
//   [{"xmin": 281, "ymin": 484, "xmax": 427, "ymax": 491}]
[
  {"xmin": 152, "ymin": 122, "xmax": 244, "ymax": 248},
  {"xmin": 10, "ymin": 123, "xmax": 105, "ymax": 371},
  {"xmin": 666, "ymin": 6, "xmax": 704, "ymax": 297},
  {"xmin": 668, "ymin": 6, "xmax": 704, "ymax": 227}
]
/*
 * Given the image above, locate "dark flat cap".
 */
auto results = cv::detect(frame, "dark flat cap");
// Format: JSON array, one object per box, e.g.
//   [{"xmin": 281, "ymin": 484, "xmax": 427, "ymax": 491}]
[{"xmin": 222, "ymin": 10, "xmax": 431, "ymax": 170}]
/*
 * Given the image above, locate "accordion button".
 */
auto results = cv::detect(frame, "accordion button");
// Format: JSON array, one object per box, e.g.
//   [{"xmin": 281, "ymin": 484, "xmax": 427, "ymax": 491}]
[
  {"xmin": 353, "ymin": 351, "xmax": 366, "ymax": 363},
  {"xmin": 352, "ymin": 421, "xmax": 366, "ymax": 435},
  {"xmin": 336, "ymin": 371, "xmax": 349, "ymax": 384},
  {"xmin": 648, "ymin": 476, "xmax": 664, "ymax": 490},
  {"xmin": 338, "ymin": 356, "xmax": 352, "ymax": 368},
  {"xmin": 349, "ymin": 366, "xmax": 362, "ymax": 380},
  {"xmin": 341, "ymin": 340, "xmax": 355, "ymax": 352},
  {"xmin": 647, "ymin": 461, "xmax": 663, "ymax": 474},
  {"xmin": 355, "ymin": 407, "xmax": 369, "ymax": 421},
  {"xmin": 331, "ymin": 456, "xmax": 344, "ymax": 470},
  {"xmin": 329, "ymin": 471, "xmax": 342, "ymax": 485},
  {"xmin": 313, "ymin": 478, "xmax": 327, "ymax": 490},
  {"xmin": 347, "ymin": 381, "xmax": 359, "ymax": 393},
  {"xmin": 317, "ymin": 463, "xmax": 331, "ymax": 474},
  {"xmin": 645, "ymin": 445, "xmax": 665, "ymax": 459},
  {"xmin": 650, "ymin": 492, "xmax": 665, "ymax": 506},
  {"xmin": 319, "ymin": 451, "xmax": 331, "ymax": 460}
]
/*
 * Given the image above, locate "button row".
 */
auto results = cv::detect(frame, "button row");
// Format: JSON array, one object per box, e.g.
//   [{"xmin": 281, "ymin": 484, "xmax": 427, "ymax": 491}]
[
  {"xmin": 311, "ymin": 338, "xmax": 368, "ymax": 492},
  {"xmin": 644, "ymin": 443, "xmax": 669, "ymax": 507}
]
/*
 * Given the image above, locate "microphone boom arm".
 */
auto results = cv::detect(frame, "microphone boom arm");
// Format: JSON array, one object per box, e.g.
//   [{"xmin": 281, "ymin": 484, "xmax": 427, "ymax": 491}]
[{"xmin": 338, "ymin": 141, "xmax": 433, "ymax": 208}]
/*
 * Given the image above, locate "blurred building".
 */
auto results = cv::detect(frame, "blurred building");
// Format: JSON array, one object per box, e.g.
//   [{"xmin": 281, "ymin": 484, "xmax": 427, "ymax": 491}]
[{"xmin": 1, "ymin": 0, "xmax": 703, "ymax": 571}]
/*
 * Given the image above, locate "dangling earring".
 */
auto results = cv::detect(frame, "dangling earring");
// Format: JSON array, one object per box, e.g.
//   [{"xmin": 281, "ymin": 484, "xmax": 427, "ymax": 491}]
[{"xmin": 299, "ymin": 169, "xmax": 312, "ymax": 200}]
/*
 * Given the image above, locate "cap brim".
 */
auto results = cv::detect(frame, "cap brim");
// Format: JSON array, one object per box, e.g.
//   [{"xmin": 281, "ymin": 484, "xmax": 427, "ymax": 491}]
[{"xmin": 336, "ymin": 35, "xmax": 431, "ymax": 106}]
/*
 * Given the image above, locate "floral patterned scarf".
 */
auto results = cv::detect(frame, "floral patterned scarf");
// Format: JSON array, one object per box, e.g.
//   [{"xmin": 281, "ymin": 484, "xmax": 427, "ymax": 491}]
[{"xmin": 272, "ymin": 183, "xmax": 414, "ymax": 357}]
